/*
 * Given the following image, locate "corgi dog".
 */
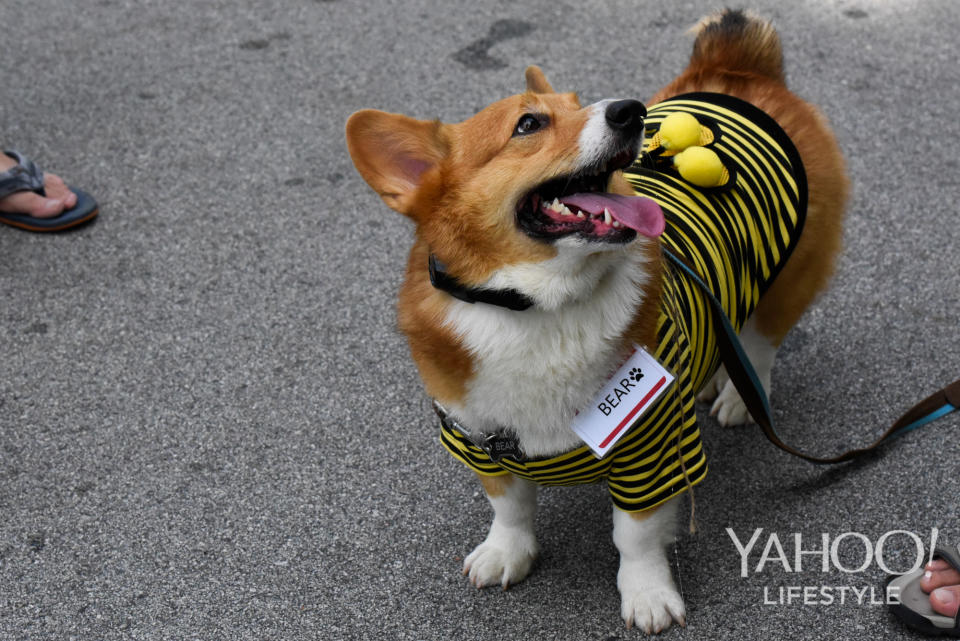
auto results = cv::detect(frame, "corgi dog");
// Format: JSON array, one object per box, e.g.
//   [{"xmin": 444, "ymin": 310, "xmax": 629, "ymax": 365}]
[{"xmin": 345, "ymin": 9, "xmax": 847, "ymax": 634}]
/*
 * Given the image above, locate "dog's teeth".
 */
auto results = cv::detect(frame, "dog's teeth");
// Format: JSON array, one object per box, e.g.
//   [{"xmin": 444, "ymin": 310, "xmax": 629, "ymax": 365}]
[
  {"xmin": 603, "ymin": 208, "xmax": 613, "ymax": 225},
  {"xmin": 576, "ymin": 211, "xmax": 585, "ymax": 218},
  {"xmin": 559, "ymin": 204, "xmax": 573, "ymax": 216},
  {"xmin": 612, "ymin": 220, "xmax": 621, "ymax": 228}
]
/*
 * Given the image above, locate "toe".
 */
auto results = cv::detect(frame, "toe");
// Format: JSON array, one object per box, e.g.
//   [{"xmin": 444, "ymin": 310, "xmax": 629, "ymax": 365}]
[
  {"xmin": 930, "ymin": 586, "xmax": 960, "ymax": 618},
  {"xmin": 921, "ymin": 561, "xmax": 960, "ymax": 592},
  {"xmin": 0, "ymin": 171, "xmax": 79, "ymax": 219},
  {"xmin": 0, "ymin": 190, "xmax": 66, "ymax": 218},
  {"xmin": 43, "ymin": 173, "xmax": 76, "ymax": 206}
]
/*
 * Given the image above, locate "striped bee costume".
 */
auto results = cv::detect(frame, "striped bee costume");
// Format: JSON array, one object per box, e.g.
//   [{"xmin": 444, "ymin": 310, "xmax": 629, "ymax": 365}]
[{"xmin": 441, "ymin": 92, "xmax": 808, "ymax": 511}]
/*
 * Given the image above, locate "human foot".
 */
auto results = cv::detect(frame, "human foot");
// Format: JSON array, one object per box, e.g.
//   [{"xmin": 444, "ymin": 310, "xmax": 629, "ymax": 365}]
[
  {"xmin": 921, "ymin": 558, "xmax": 960, "ymax": 619},
  {"xmin": 0, "ymin": 151, "xmax": 77, "ymax": 218}
]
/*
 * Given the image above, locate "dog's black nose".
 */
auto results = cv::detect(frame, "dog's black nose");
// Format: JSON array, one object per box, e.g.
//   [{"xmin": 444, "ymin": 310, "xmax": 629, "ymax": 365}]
[{"xmin": 605, "ymin": 99, "xmax": 646, "ymax": 136}]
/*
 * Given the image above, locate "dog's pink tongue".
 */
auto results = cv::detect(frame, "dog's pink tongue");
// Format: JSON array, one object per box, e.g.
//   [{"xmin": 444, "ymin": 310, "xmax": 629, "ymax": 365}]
[{"xmin": 560, "ymin": 193, "xmax": 665, "ymax": 238}]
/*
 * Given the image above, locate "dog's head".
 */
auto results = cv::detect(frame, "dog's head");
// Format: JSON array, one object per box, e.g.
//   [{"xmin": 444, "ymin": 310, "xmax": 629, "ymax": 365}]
[{"xmin": 346, "ymin": 67, "xmax": 663, "ymax": 308}]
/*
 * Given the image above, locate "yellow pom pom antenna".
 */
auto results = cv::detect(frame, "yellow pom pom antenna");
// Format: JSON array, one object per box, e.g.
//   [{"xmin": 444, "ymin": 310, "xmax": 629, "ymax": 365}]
[
  {"xmin": 659, "ymin": 112, "xmax": 702, "ymax": 150},
  {"xmin": 673, "ymin": 146, "xmax": 728, "ymax": 188}
]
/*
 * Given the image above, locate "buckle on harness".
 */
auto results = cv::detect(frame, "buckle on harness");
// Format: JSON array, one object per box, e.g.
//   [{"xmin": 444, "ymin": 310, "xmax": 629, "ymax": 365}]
[
  {"xmin": 478, "ymin": 433, "xmax": 523, "ymax": 463},
  {"xmin": 432, "ymin": 400, "xmax": 525, "ymax": 463}
]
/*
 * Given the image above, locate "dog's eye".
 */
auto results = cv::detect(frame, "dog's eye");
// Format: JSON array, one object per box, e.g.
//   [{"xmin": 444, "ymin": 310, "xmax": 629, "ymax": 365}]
[{"xmin": 514, "ymin": 113, "xmax": 546, "ymax": 137}]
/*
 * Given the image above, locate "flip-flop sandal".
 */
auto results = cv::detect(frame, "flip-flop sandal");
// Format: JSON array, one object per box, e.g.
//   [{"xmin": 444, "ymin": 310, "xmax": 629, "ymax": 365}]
[
  {"xmin": 0, "ymin": 149, "xmax": 99, "ymax": 232},
  {"xmin": 889, "ymin": 544, "xmax": 960, "ymax": 637}
]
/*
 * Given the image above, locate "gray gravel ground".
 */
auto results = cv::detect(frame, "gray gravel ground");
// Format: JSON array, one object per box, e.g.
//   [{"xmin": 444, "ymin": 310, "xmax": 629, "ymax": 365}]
[{"xmin": 1, "ymin": 0, "xmax": 958, "ymax": 639}]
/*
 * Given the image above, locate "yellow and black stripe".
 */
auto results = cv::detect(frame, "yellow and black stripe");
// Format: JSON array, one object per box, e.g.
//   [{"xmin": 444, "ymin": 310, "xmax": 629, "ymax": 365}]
[{"xmin": 441, "ymin": 92, "xmax": 806, "ymax": 512}]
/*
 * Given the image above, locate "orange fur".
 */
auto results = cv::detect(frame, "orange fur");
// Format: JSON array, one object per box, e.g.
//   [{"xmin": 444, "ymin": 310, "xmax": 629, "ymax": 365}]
[
  {"xmin": 525, "ymin": 65, "xmax": 555, "ymax": 94},
  {"xmin": 397, "ymin": 241, "xmax": 475, "ymax": 403},
  {"xmin": 477, "ymin": 472, "xmax": 514, "ymax": 498},
  {"xmin": 629, "ymin": 502, "xmax": 662, "ymax": 521},
  {"xmin": 349, "ymin": 87, "xmax": 667, "ymax": 406}
]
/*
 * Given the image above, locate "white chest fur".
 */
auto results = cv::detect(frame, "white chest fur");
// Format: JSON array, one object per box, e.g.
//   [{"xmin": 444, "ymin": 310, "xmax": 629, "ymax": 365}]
[{"xmin": 442, "ymin": 245, "xmax": 654, "ymax": 457}]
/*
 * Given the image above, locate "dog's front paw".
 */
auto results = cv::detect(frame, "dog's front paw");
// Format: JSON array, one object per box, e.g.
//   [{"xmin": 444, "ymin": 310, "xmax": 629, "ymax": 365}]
[
  {"xmin": 463, "ymin": 531, "xmax": 538, "ymax": 589},
  {"xmin": 710, "ymin": 378, "xmax": 753, "ymax": 426},
  {"xmin": 620, "ymin": 585, "xmax": 686, "ymax": 634}
]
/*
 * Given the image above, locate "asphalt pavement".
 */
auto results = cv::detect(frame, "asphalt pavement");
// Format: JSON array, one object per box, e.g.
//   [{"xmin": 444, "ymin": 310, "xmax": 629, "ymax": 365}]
[{"xmin": 1, "ymin": 0, "xmax": 958, "ymax": 639}]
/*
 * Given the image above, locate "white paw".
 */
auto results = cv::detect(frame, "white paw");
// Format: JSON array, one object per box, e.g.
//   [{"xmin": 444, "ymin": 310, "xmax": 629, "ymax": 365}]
[
  {"xmin": 709, "ymin": 378, "xmax": 753, "ymax": 427},
  {"xmin": 620, "ymin": 585, "xmax": 686, "ymax": 633},
  {"xmin": 695, "ymin": 366, "xmax": 728, "ymax": 403},
  {"xmin": 463, "ymin": 533, "xmax": 537, "ymax": 589}
]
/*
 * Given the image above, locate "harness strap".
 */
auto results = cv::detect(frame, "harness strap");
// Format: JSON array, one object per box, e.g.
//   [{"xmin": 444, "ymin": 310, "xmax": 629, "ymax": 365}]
[
  {"xmin": 664, "ymin": 248, "xmax": 959, "ymax": 464},
  {"xmin": 433, "ymin": 400, "xmax": 525, "ymax": 462}
]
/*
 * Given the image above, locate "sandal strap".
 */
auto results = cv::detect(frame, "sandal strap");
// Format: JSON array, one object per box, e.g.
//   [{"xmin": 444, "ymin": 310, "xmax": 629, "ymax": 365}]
[
  {"xmin": 0, "ymin": 150, "xmax": 46, "ymax": 200},
  {"xmin": 933, "ymin": 544, "xmax": 960, "ymax": 574}
]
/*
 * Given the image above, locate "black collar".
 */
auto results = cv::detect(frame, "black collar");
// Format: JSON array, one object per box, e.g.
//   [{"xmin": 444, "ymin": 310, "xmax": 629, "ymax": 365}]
[{"xmin": 428, "ymin": 253, "xmax": 534, "ymax": 311}]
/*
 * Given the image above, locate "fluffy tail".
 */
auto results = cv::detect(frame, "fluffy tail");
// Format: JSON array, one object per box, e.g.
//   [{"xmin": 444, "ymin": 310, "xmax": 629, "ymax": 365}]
[{"xmin": 687, "ymin": 9, "xmax": 784, "ymax": 82}]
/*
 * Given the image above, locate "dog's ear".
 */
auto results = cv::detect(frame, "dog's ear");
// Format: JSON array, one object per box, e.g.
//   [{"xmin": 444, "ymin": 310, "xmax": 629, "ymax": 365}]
[
  {"xmin": 345, "ymin": 110, "xmax": 446, "ymax": 215},
  {"xmin": 525, "ymin": 65, "xmax": 554, "ymax": 94}
]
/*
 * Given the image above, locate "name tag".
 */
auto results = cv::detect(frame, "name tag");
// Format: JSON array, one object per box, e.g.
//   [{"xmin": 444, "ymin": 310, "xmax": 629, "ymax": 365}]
[{"xmin": 570, "ymin": 346, "xmax": 675, "ymax": 458}]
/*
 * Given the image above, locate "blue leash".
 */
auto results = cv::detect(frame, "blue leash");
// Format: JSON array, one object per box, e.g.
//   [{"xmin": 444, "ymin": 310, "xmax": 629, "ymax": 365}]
[
  {"xmin": 663, "ymin": 248, "xmax": 959, "ymax": 463},
  {"xmin": 895, "ymin": 403, "xmax": 957, "ymax": 436}
]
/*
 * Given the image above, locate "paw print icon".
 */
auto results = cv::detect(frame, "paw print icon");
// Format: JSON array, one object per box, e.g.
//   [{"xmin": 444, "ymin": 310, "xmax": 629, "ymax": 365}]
[{"xmin": 629, "ymin": 367, "xmax": 644, "ymax": 383}]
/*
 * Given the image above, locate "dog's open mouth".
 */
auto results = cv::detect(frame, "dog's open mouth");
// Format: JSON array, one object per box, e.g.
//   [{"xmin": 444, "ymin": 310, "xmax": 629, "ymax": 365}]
[{"xmin": 516, "ymin": 149, "xmax": 664, "ymax": 244}]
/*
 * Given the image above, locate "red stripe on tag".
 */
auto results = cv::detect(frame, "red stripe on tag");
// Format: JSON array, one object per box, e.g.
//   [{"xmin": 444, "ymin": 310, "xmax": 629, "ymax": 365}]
[{"xmin": 599, "ymin": 376, "xmax": 667, "ymax": 449}]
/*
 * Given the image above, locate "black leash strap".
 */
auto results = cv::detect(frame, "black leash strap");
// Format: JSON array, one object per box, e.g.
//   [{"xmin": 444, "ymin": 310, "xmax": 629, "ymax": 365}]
[{"xmin": 664, "ymin": 248, "xmax": 960, "ymax": 464}]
